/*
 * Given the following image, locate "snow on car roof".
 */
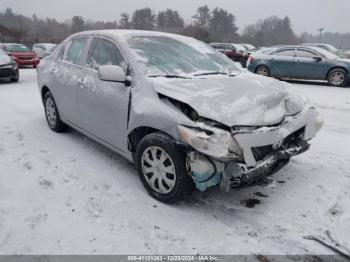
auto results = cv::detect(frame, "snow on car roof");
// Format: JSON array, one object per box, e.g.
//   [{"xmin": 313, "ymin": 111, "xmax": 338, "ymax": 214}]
[{"xmin": 71, "ymin": 29, "xmax": 194, "ymax": 41}]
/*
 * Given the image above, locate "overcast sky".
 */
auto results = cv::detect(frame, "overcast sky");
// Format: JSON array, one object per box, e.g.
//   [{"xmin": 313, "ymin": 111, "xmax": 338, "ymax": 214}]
[{"xmin": 1, "ymin": 0, "xmax": 349, "ymax": 34}]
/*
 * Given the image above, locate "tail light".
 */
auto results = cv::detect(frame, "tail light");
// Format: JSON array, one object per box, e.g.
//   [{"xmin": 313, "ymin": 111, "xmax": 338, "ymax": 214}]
[{"xmin": 246, "ymin": 56, "xmax": 254, "ymax": 67}]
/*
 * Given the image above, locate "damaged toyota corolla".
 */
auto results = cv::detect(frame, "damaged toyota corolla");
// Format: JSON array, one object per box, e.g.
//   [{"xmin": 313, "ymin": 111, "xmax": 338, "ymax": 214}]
[{"xmin": 37, "ymin": 30, "xmax": 323, "ymax": 203}]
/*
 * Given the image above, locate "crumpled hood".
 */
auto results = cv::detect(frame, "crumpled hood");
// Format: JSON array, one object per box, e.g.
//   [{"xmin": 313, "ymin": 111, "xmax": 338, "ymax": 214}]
[
  {"xmin": 152, "ymin": 72, "xmax": 306, "ymax": 126},
  {"xmin": 0, "ymin": 54, "xmax": 12, "ymax": 65}
]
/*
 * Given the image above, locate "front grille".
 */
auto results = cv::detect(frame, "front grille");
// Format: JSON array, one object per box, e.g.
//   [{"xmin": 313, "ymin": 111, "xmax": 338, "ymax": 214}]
[
  {"xmin": 0, "ymin": 68, "xmax": 15, "ymax": 77},
  {"xmin": 251, "ymin": 127, "xmax": 305, "ymax": 162},
  {"xmin": 19, "ymin": 57, "xmax": 34, "ymax": 60},
  {"xmin": 252, "ymin": 145, "xmax": 274, "ymax": 161}
]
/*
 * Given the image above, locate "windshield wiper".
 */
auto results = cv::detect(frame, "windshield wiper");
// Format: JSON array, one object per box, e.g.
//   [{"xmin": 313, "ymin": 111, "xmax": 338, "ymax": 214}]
[
  {"xmin": 193, "ymin": 71, "xmax": 228, "ymax": 76},
  {"xmin": 148, "ymin": 74, "xmax": 190, "ymax": 79}
]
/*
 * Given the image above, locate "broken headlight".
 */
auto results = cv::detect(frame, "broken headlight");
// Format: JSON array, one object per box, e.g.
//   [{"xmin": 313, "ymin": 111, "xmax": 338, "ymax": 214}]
[
  {"xmin": 177, "ymin": 124, "xmax": 242, "ymax": 158},
  {"xmin": 284, "ymin": 90, "xmax": 308, "ymax": 116}
]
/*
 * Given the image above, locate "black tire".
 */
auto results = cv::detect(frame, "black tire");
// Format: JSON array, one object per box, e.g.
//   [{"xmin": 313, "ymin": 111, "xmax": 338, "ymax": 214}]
[
  {"xmin": 136, "ymin": 132, "xmax": 195, "ymax": 203},
  {"xmin": 44, "ymin": 91, "xmax": 68, "ymax": 132},
  {"xmin": 327, "ymin": 69, "xmax": 349, "ymax": 87},
  {"xmin": 255, "ymin": 65, "xmax": 271, "ymax": 77},
  {"xmin": 10, "ymin": 70, "xmax": 19, "ymax": 82}
]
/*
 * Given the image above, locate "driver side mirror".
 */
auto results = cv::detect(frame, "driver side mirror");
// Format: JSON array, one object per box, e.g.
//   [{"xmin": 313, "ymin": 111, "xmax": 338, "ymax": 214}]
[
  {"xmin": 97, "ymin": 65, "xmax": 128, "ymax": 83},
  {"xmin": 313, "ymin": 56, "xmax": 322, "ymax": 62}
]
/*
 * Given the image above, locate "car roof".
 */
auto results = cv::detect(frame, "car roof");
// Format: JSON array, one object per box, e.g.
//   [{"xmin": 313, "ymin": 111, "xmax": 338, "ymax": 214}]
[{"xmin": 70, "ymin": 29, "xmax": 194, "ymax": 41}]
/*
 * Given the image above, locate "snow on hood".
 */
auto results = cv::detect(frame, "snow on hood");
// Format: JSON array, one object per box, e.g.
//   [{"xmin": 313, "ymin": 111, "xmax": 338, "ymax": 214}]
[
  {"xmin": 0, "ymin": 53, "xmax": 11, "ymax": 65},
  {"xmin": 152, "ymin": 72, "xmax": 306, "ymax": 127}
]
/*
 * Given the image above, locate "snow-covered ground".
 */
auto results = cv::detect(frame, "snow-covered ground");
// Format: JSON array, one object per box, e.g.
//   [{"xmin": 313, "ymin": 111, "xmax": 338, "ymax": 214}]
[{"xmin": 0, "ymin": 69, "xmax": 349, "ymax": 255}]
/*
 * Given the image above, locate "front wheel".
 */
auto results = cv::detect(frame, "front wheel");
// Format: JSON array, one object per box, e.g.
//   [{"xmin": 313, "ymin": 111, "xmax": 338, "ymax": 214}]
[
  {"xmin": 327, "ymin": 69, "xmax": 348, "ymax": 87},
  {"xmin": 136, "ymin": 132, "xmax": 194, "ymax": 203},
  {"xmin": 44, "ymin": 91, "xmax": 68, "ymax": 132},
  {"xmin": 10, "ymin": 70, "xmax": 19, "ymax": 82},
  {"xmin": 255, "ymin": 65, "xmax": 271, "ymax": 77}
]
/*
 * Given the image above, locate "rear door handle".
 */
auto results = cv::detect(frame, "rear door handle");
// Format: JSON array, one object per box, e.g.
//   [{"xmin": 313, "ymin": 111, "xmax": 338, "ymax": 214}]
[{"xmin": 50, "ymin": 68, "xmax": 57, "ymax": 74}]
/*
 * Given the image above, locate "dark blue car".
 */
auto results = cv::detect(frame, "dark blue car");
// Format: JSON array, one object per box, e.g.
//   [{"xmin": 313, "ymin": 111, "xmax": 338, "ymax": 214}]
[{"xmin": 247, "ymin": 46, "xmax": 350, "ymax": 87}]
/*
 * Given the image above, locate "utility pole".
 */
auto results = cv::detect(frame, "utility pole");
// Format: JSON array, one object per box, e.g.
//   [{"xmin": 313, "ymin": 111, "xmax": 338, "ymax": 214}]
[{"xmin": 317, "ymin": 28, "xmax": 324, "ymax": 42}]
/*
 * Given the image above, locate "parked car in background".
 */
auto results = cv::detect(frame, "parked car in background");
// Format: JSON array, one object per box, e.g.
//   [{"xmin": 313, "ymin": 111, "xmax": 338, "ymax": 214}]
[
  {"xmin": 246, "ymin": 47, "xmax": 278, "ymax": 67},
  {"xmin": 33, "ymin": 43, "xmax": 57, "ymax": 58},
  {"xmin": 302, "ymin": 43, "xmax": 350, "ymax": 58},
  {"xmin": 0, "ymin": 43, "xmax": 40, "ymax": 68},
  {"xmin": 210, "ymin": 43, "xmax": 248, "ymax": 66},
  {"xmin": 0, "ymin": 48, "xmax": 19, "ymax": 82},
  {"xmin": 42, "ymin": 44, "xmax": 58, "ymax": 58},
  {"xmin": 38, "ymin": 30, "xmax": 323, "ymax": 203},
  {"xmin": 248, "ymin": 45, "xmax": 350, "ymax": 87},
  {"xmin": 240, "ymin": 44, "xmax": 256, "ymax": 51}
]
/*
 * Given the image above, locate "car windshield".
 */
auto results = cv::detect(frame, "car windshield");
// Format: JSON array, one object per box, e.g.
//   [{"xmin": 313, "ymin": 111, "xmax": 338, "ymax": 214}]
[
  {"xmin": 48, "ymin": 45, "xmax": 57, "ymax": 52},
  {"xmin": 322, "ymin": 44, "xmax": 338, "ymax": 52},
  {"xmin": 5, "ymin": 44, "xmax": 30, "ymax": 52},
  {"xmin": 309, "ymin": 46, "xmax": 339, "ymax": 59},
  {"xmin": 235, "ymin": 44, "xmax": 247, "ymax": 52},
  {"xmin": 42, "ymin": 44, "xmax": 56, "ymax": 51},
  {"xmin": 127, "ymin": 36, "xmax": 240, "ymax": 77}
]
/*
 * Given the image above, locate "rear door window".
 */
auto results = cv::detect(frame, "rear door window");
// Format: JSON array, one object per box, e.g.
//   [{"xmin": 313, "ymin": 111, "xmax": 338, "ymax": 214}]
[
  {"xmin": 297, "ymin": 49, "xmax": 317, "ymax": 58},
  {"xmin": 274, "ymin": 49, "xmax": 295, "ymax": 57}
]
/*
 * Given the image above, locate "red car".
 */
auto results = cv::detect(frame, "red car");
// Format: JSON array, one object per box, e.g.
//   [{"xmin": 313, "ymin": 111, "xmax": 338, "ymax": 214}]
[
  {"xmin": 0, "ymin": 43, "xmax": 40, "ymax": 68},
  {"xmin": 210, "ymin": 43, "xmax": 248, "ymax": 67}
]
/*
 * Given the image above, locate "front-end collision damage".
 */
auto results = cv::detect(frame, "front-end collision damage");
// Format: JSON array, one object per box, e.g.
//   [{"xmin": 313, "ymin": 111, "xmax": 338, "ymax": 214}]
[
  {"xmin": 182, "ymin": 107, "xmax": 323, "ymax": 192},
  {"xmin": 128, "ymin": 77, "xmax": 323, "ymax": 193}
]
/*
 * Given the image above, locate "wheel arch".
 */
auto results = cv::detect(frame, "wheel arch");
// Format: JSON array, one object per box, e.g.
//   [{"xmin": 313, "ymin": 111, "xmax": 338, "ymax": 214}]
[
  {"xmin": 255, "ymin": 64, "xmax": 271, "ymax": 75},
  {"xmin": 326, "ymin": 67, "xmax": 349, "ymax": 80},
  {"xmin": 128, "ymin": 126, "xmax": 177, "ymax": 155},
  {"xmin": 41, "ymin": 86, "xmax": 50, "ymax": 104}
]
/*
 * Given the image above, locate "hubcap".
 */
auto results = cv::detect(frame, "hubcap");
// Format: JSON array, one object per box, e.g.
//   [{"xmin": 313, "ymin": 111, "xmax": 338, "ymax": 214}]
[
  {"xmin": 141, "ymin": 146, "xmax": 176, "ymax": 194},
  {"xmin": 257, "ymin": 66, "xmax": 268, "ymax": 76},
  {"xmin": 330, "ymin": 71, "xmax": 345, "ymax": 86},
  {"xmin": 45, "ymin": 97, "xmax": 57, "ymax": 127}
]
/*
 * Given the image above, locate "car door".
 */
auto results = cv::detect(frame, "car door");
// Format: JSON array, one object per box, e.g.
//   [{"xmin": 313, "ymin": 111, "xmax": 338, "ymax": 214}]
[
  {"xmin": 50, "ymin": 37, "xmax": 90, "ymax": 125},
  {"xmin": 77, "ymin": 37, "xmax": 131, "ymax": 152},
  {"xmin": 269, "ymin": 49, "xmax": 296, "ymax": 77},
  {"xmin": 295, "ymin": 48, "xmax": 327, "ymax": 79}
]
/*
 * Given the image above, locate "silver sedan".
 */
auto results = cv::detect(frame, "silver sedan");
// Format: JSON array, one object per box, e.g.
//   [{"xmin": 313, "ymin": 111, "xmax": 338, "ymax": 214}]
[{"xmin": 37, "ymin": 30, "xmax": 323, "ymax": 203}]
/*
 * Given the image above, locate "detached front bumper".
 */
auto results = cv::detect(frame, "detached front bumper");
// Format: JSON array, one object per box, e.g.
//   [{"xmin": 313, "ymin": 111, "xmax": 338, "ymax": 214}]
[
  {"xmin": 189, "ymin": 107, "xmax": 321, "ymax": 192},
  {"xmin": 225, "ymin": 140, "xmax": 310, "ymax": 189}
]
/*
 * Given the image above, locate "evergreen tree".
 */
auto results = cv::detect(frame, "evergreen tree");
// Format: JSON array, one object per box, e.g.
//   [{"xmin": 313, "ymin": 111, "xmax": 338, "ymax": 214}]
[
  {"xmin": 192, "ymin": 5, "xmax": 211, "ymax": 27},
  {"xmin": 119, "ymin": 12, "xmax": 130, "ymax": 29},
  {"xmin": 131, "ymin": 8, "xmax": 156, "ymax": 30},
  {"xmin": 209, "ymin": 8, "xmax": 239, "ymax": 42}
]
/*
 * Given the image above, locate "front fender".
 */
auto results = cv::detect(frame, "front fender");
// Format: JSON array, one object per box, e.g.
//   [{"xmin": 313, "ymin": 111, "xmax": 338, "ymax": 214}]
[{"xmin": 127, "ymin": 86, "xmax": 195, "ymax": 141}]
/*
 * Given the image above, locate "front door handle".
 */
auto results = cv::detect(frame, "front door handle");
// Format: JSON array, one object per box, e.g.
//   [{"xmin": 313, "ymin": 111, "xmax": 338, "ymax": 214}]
[{"xmin": 77, "ymin": 78, "xmax": 86, "ymax": 89}]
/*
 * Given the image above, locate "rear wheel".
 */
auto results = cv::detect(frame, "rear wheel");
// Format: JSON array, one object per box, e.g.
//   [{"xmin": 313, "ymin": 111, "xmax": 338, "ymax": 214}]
[
  {"xmin": 256, "ymin": 65, "xmax": 270, "ymax": 77},
  {"xmin": 136, "ymin": 132, "xmax": 194, "ymax": 203},
  {"xmin": 327, "ymin": 69, "xmax": 348, "ymax": 87},
  {"xmin": 44, "ymin": 91, "xmax": 68, "ymax": 132}
]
